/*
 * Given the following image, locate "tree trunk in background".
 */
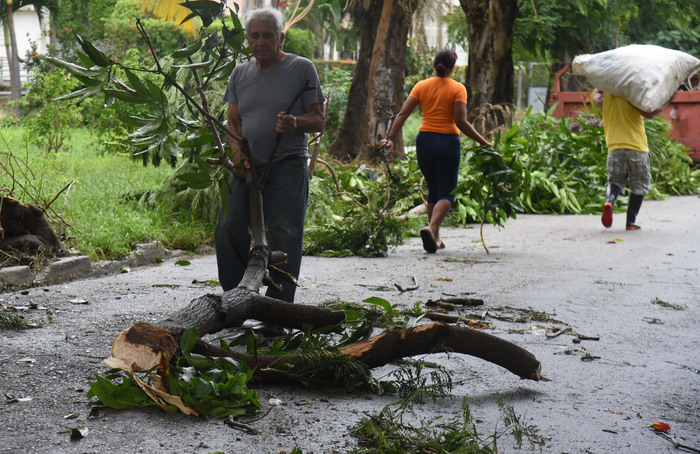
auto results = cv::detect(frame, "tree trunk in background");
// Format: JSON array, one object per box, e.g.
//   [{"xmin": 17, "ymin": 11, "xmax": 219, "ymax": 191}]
[
  {"xmin": 309, "ymin": 19, "xmax": 323, "ymax": 59},
  {"xmin": 6, "ymin": 0, "xmax": 21, "ymax": 117},
  {"xmin": 459, "ymin": 0, "xmax": 517, "ymax": 123},
  {"xmin": 329, "ymin": 0, "xmax": 417, "ymax": 162}
]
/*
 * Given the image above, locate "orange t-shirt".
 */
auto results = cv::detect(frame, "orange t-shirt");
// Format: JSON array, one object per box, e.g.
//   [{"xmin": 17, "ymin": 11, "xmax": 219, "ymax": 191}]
[{"xmin": 409, "ymin": 77, "xmax": 467, "ymax": 135}]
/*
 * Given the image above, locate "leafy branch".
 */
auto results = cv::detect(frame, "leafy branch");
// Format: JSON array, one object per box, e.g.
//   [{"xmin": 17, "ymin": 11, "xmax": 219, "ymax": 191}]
[{"xmin": 45, "ymin": 2, "xmax": 250, "ymax": 205}]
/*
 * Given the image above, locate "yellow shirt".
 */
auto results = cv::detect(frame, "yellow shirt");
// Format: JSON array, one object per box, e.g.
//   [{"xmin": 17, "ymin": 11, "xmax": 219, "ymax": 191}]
[
  {"xmin": 602, "ymin": 93, "xmax": 648, "ymax": 152},
  {"xmin": 409, "ymin": 77, "xmax": 467, "ymax": 135}
]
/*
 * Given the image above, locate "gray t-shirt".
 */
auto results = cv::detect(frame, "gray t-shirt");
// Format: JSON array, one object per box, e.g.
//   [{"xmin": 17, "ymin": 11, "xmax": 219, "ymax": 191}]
[{"xmin": 224, "ymin": 54, "xmax": 324, "ymax": 168}]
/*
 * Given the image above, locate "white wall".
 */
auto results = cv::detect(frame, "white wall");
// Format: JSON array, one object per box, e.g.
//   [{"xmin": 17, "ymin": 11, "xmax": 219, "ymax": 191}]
[
  {"xmin": 0, "ymin": 6, "xmax": 49, "ymax": 86},
  {"xmin": 2, "ymin": 6, "xmax": 49, "ymax": 58}
]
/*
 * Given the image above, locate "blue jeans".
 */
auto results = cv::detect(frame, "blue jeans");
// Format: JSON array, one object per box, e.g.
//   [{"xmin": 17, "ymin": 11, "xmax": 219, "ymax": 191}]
[
  {"xmin": 214, "ymin": 156, "xmax": 309, "ymax": 302},
  {"xmin": 416, "ymin": 131, "xmax": 461, "ymax": 204}
]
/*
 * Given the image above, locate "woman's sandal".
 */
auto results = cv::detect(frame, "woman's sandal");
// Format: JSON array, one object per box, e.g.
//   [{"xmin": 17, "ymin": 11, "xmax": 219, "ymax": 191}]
[{"xmin": 420, "ymin": 228, "xmax": 437, "ymax": 253}]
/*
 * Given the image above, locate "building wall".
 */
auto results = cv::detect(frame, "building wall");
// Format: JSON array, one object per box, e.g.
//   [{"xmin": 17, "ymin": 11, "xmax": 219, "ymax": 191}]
[{"xmin": 0, "ymin": 6, "xmax": 49, "ymax": 86}]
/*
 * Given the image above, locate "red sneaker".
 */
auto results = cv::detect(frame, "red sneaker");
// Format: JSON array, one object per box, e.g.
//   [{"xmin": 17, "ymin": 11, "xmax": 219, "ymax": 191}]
[
  {"xmin": 601, "ymin": 202, "xmax": 613, "ymax": 228},
  {"xmin": 626, "ymin": 223, "xmax": 641, "ymax": 231}
]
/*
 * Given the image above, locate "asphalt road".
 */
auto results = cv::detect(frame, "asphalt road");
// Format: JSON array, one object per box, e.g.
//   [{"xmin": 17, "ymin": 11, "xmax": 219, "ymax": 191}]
[{"xmin": 1, "ymin": 195, "xmax": 698, "ymax": 453}]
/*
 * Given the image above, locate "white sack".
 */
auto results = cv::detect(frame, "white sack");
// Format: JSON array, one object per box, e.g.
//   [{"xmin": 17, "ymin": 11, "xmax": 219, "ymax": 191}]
[{"xmin": 572, "ymin": 44, "xmax": 700, "ymax": 112}]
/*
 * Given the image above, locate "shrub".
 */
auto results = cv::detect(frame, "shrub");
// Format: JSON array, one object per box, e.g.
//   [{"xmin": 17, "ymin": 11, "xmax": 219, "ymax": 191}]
[
  {"xmin": 103, "ymin": 0, "xmax": 192, "ymax": 56},
  {"xmin": 284, "ymin": 27, "xmax": 316, "ymax": 59},
  {"xmin": 315, "ymin": 62, "xmax": 353, "ymax": 142}
]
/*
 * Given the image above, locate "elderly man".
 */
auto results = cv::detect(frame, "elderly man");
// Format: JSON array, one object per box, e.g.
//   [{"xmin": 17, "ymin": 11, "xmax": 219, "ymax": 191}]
[{"xmin": 215, "ymin": 7, "xmax": 325, "ymax": 303}]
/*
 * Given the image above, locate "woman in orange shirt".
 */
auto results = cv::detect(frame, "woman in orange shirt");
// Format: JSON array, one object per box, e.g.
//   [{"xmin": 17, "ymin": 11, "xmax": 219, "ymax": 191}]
[{"xmin": 381, "ymin": 50, "xmax": 492, "ymax": 253}]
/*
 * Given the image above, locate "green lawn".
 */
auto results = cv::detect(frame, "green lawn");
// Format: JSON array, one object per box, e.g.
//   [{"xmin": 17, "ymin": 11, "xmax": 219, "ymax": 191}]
[{"xmin": 1, "ymin": 126, "xmax": 212, "ymax": 260}]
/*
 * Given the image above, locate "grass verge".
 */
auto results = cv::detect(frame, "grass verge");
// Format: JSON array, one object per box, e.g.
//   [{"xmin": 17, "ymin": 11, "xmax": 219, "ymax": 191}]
[{"xmin": 0, "ymin": 126, "xmax": 214, "ymax": 261}]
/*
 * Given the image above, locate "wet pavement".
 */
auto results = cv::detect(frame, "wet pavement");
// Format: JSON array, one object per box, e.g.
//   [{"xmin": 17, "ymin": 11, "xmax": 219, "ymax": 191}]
[{"xmin": 1, "ymin": 195, "xmax": 698, "ymax": 453}]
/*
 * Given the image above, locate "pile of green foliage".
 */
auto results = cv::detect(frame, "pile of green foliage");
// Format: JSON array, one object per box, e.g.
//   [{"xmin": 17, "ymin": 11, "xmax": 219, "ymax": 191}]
[
  {"xmin": 352, "ymin": 395, "xmax": 542, "ymax": 453},
  {"xmin": 302, "ymin": 106, "xmax": 699, "ymax": 258},
  {"xmin": 88, "ymin": 328, "xmax": 261, "ymax": 418}
]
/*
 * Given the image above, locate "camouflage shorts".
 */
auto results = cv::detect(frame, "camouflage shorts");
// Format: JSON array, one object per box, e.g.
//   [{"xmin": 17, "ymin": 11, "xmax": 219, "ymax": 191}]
[{"xmin": 606, "ymin": 148, "xmax": 651, "ymax": 195}]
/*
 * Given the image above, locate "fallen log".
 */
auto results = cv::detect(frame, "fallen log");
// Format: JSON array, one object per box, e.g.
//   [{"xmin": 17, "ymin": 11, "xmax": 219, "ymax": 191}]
[
  {"xmin": 110, "ymin": 315, "xmax": 544, "ymax": 384},
  {"xmin": 339, "ymin": 323, "xmax": 542, "ymax": 380}
]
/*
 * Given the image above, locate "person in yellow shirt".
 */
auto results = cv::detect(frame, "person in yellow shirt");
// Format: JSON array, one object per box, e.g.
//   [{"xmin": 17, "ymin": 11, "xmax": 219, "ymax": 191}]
[
  {"xmin": 380, "ymin": 50, "xmax": 492, "ymax": 253},
  {"xmin": 592, "ymin": 89, "xmax": 665, "ymax": 230}
]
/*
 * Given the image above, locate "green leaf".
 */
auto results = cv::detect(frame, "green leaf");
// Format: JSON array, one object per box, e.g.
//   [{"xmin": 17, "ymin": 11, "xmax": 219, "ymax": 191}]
[
  {"xmin": 53, "ymin": 85, "xmax": 103, "ymax": 102},
  {"xmin": 180, "ymin": 328, "xmax": 198, "ymax": 355},
  {"xmin": 363, "ymin": 296, "xmax": 393, "ymax": 314},
  {"xmin": 179, "ymin": 132, "xmax": 215, "ymax": 148},
  {"xmin": 44, "ymin": 57, "xmax": 105, "ymax": 79},
  {"xmin": 102, "ymin": 88, "xmax": 153, "ymax": 104},
  {"xmin": 186, "ymin": 353, "xmax": 216, "ymax": 371},
  {"xmin": 176, "ymin": 172, "xmax": 213, "ymax": 189},
  {"xmin": 76, "ymin": 34, "xmax": 111, "ymax": 67},
  {"xmin": 124, "ymin": 69, "xmax": 154, "ymax": 100},
  {"xmin": 70, "ymin": 425, "xmax": 89, "ymax": 440},
  {"xmin": 87, "ymin": 374, "xmax": 152, "ymax": 409},
  {"xmin": 171, "ymin": 39, "xmax": 203, "ymax": 59}
]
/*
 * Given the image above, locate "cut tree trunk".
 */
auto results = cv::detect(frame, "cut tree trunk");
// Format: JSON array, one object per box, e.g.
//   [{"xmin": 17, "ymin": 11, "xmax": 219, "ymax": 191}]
[{"xmin": 0, "ymin": 196, "xmax": 68, "ymax": 256}]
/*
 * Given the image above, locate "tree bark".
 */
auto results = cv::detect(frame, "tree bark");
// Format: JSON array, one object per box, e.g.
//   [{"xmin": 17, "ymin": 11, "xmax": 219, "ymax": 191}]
[
  {"xmin": 459, "ymin": 0, "xmax": 517, "ymax": 123},
  {"xmin": 0, "ymin": 196, "xmax": 68, "ymax": 256},
  {"xmin": 5, "ymin": 0, "xmax": 22, "ymax": 117},
  {"xmin": 328, "ymin": 0, "xmax": 416, "ymax": 162},
  {"xmin": 114, "ymin": 317, "xmax": 544, "ymax": 383}
]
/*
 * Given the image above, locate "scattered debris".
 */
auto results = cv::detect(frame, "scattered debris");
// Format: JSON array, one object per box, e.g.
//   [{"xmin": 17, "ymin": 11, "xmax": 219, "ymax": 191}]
[
  {"xmin": 651, "ymin": 298, "xmax": 686, "ymax": 311},
  {"xmin": 70, "ymin": 424, "xmax": 89, "ymax": 440},
  {"xmin": 652, "ymin": 421, "xmax": 671, "ymax": 432},
  {"xmin": 394, "ymin": 276, "xmax": 419, "ymax": 293},
  {"xmin": 224, "ymin": 416, "xmax": 259, "ymax": 435},
  {"xmin": 426, "ymin": 296, "xmax": 484, "ymax": 308}
]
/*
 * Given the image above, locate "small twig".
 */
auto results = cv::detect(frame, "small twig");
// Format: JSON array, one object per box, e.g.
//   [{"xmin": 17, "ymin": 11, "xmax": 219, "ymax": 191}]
[
  {"xmin": 59, "ymin": 180, "xmax": 75, "ymax": 220},
  {"xmin": 308, "ymin": 97, "xmax": 328, "ymax": 179},
  {"xmin": 574, "ymin": 334, "xmax": 600, "ymax": 341},
  {"xmin": 657, "ymin": 432, "xmax": 700, "ymax": 453},
  {"xmin": 479, "ymin": 212, "xmax": 490, "ymax": 254},
  {"xmin": 378, "ymin": 112, "xmax": 399, "ymax": 214},
  {"xmin": 45, "ymin": 180, "xmax": 74, "ymax": 211},
  {"xmin": 429, "ymin": 297, "xmax": 485, "ymax": 307},
  {"xmin": 394, "ymin": 276, "xmax": 419, "ymax": 293},
  {"xmin": 314, "ymin": 158, "xmax": 340, "ymax": 192},
  {"xmin": 545, "ymin": 326, "xmax": 571, "ymax": 339},
  {"xmin": 223, "ymin": 416, "xmax": 259, "ymax": 434}
]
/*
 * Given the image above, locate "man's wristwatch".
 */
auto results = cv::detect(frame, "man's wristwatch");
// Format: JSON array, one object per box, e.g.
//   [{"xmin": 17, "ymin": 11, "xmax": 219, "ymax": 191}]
[{"xmin": 291, "ymin": 115, "xmax": 297, "ymax": 131}]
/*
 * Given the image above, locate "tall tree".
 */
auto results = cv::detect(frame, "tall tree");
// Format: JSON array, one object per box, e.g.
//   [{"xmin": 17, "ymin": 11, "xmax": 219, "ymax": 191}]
[
  {"xmin": 329, "ymin": 0, "xmax": 419, "ymax": 162},
  {"xmin": 459, "ymin": 0, "xmax": 517, "ymax": 119},
  {"xmin": 4, "ymin": 0, "xmax": 21, "ymax": 117},
  {"xmin": 2, "ymin": 0, "xmax": 58, "ymax": 117}
]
